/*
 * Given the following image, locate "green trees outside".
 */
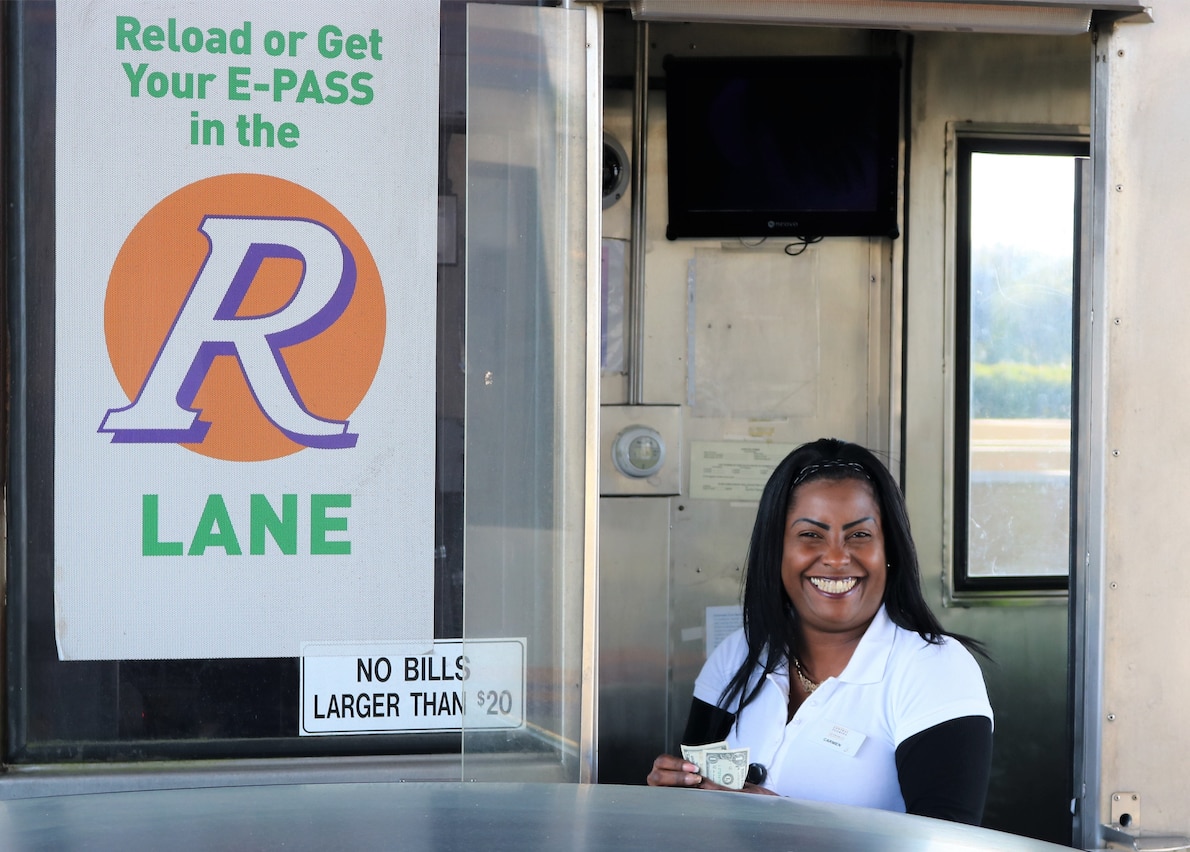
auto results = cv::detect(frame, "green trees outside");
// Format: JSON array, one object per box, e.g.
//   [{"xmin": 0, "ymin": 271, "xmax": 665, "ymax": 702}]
[{"xmin": 969, "ymin": 245, "xmax": 1072, "ymax": 418}]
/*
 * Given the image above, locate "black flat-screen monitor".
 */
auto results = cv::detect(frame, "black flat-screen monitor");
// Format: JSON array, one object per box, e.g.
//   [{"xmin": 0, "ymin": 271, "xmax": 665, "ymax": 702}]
[{"xmin": 664, "ymin": 55, "xmax": 902, "ymax": 240}]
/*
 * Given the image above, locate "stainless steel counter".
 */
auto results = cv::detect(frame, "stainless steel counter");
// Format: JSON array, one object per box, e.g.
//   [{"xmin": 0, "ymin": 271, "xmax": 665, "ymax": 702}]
[{"xmin": 0, "ymin": 781, "xmax": 1076, "ymax": 851}]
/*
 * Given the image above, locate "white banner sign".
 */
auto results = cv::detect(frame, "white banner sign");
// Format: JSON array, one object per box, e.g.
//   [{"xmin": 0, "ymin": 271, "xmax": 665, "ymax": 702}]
[
  {"xmin": 300, "ymin": 640, "xmax": 527, "ymax": 735},
  {"xmin": 54, "ymin": 2, "xmax": 440, "ymax": 659}
]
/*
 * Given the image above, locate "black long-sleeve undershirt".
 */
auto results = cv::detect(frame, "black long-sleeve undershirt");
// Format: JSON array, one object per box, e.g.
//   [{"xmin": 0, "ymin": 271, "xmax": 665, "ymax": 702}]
[{"xmin": 894, "ymin": 714, "xmax": 992, "ymax": 824}]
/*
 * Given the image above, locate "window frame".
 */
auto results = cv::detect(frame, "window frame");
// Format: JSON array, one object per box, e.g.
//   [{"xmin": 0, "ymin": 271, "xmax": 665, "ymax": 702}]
[{"xmin": 948, "ymin": 128, "xmax": 1088, "ymax": 600}]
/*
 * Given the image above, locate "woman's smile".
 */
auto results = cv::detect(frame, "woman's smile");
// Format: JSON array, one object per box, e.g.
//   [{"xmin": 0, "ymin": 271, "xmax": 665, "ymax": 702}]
[{"xmin": 808, "ymin": 576, "xmax": 859, "ymax": 595}]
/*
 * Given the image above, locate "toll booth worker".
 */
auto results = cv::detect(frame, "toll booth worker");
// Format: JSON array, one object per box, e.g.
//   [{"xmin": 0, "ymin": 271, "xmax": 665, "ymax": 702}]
[{"xmin": 647, "ymin": 438, "xmax": 993, "ymax": 825}]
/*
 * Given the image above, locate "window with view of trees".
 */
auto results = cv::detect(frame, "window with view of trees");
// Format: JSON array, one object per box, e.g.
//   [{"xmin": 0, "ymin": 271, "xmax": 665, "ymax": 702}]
[{"xmin": 954, "ymin": 138, "xmax": 1087, "ymax": 592}]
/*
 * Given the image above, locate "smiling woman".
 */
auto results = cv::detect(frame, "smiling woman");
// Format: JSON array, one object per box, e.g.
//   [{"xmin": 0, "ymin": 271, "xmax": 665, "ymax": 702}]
[
  {"xmin": 782, "ymin": 477, "xmax": 887, "ymax": 647},
  {"xmin": 647, "ymin": 439, "xmax": 993, "ymax": 825}
]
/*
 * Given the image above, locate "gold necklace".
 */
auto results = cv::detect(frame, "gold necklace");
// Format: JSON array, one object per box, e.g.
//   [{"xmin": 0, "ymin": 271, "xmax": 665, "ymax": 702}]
[{"xmin": 791, "ymin": 655, "xmax": 819, "ymax": 694}]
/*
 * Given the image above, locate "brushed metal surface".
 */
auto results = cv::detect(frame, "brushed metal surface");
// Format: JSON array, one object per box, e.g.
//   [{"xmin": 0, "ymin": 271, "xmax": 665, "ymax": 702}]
[
  {"xmin": 598, "ymin": 498, "xmax": 673, "ymax": 784},
  {"xmin": 0, "ymin": 782, "xmax": 1077, "ymax": 851}
]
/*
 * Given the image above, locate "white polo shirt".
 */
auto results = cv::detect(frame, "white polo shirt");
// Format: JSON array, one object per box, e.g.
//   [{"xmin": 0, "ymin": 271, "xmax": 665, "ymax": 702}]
[{"xmin": 693, "ymin": 606, "xmax": 993, "ymax": 811}]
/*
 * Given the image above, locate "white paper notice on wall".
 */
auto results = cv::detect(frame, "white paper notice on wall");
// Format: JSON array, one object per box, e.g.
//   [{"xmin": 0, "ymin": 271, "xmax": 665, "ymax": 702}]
[
  {"xmin": 690, "ymin": 441, "xmax": 798, "ymax": 501},
  {"xmin": 54, "ymin": 1, "xmax": 440, "ymax": 659},
  {"xmin": 706, "ymin": 605, "xmax": 744, "ymax": 658}
]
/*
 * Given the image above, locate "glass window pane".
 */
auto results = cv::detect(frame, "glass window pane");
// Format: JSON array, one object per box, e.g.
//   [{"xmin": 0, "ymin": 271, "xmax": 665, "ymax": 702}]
[
  {"xmin": 4, "ymin": 0, "xmax": 591, "ymax": 778},
  {"xmin": 460, "ymin": 3, "xmax": 590, "ymax": 780},
  {"xmin": 965, "ymin": 151, "xmax": 1076, "ymax": 581}
]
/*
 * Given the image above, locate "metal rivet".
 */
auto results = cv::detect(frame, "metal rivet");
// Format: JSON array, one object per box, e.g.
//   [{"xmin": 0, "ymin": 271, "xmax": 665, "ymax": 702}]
[
  {"xmin": 1118, "ymin": 49, "xmax": 1125, "ymax": 57},
  {"xmin": 1110, "ymin": 582, "xmax": 1118, "ymax": 589},
  {"xmin": 1112, "ymin": 449, "xmax": 1120, "ymax": 456},
  {"xmin": 1114, "ymin": 317, "xmax": 1121, "ymax": 325},
  {"xmin": 1115, "ymin": 184, "xmax": 1124, "ymax": 192},
  {"xmin": 1108, "ymin": 714, "xmax": 1116, "ymax": 721}
]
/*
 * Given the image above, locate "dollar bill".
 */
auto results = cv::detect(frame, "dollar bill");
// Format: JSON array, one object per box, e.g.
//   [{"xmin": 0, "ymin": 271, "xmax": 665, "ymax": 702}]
[
  {"xmin": 680, "ymin": 740, "xmax": 728, "ymax": 772},
  {"xmin": 680, "ymin": 741, "xmax": 749, "ymax": 790},
  {"xmin": 703, "ymin": 747, "xmax": 749, "ymax": 790}
]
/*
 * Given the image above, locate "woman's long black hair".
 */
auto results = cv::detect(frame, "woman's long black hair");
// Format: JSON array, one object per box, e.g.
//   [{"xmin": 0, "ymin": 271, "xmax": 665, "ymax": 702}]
[{"xmin": 718, "ymin": 437, "xmax": 984, "ymax": 716}]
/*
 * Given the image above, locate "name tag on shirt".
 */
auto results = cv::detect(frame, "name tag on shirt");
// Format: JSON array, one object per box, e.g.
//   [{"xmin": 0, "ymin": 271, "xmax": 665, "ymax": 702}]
[{"xmin": 813, "ymin": 721, "xmax": 866, "ymax": 757}]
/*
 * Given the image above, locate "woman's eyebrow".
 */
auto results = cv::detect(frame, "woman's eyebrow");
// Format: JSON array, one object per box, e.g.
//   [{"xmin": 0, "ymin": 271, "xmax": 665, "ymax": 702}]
[{"xmin": 790, "ymin": 516, "xmax": 875, "ymax": 531}]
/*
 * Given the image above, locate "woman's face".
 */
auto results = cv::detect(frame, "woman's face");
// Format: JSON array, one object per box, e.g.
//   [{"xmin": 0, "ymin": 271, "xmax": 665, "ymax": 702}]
[{"xmin": 781, "ymin": 476, "xmax": 887, "ymax": 641}]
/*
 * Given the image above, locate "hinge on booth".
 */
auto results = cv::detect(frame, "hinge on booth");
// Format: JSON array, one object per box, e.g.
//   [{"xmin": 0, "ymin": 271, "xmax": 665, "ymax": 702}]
[{"xmin": 1100, "ymin": 792, "xmax": 1190, "ymax": 852}]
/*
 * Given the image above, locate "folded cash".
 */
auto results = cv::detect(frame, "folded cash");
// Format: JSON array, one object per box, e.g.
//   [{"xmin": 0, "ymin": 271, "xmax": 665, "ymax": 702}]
[
  {"xmin": 679, "ymin": 741, "xmax": 749, "ymax": 790},
  {"xmin": 704, "ymin": 747, "xmax": 749, "ymax": 790},
  {"xmin": 681, "ymin": 740, "xmax": 727, "ymax": 771}
]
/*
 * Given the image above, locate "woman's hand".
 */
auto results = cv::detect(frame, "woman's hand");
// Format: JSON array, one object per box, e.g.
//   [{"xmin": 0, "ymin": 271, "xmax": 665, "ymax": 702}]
[
  {"xmin": 647, "ymin": 755, "xmax": 777, "ymax": 795},
  {"xmin": 741, "ymin": 782, "xmax": 778, "ymax": 796},
  {"xmin": 696, "ymin": 778, "xmax": 778, "ymax": 795},
  {"xmin": 646, "ymin": 753, "xmax": 702, "ymax": 787}
]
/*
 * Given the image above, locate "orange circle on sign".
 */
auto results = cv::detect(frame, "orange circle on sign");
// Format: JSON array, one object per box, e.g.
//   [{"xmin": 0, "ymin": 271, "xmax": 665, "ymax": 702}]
[{"xmin": 104, "ymin": 174, "xmax": 385, "ymax": 462}]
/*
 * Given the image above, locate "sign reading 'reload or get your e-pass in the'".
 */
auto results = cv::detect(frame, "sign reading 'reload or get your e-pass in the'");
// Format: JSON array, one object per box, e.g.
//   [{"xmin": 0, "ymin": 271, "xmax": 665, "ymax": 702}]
[
  {"xmin": 300, "ymin": 640, "xmax": 526, "ymax": 735},
  {"xmin": 55, "ymin": 1, "xmax": 439, "ymax": 661}
]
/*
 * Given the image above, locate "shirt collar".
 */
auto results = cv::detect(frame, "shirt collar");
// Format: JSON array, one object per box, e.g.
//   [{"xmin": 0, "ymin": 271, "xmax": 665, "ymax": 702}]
[
  {"xmin": 763, "ymin": 605, "xmax": 894, "ymax": 690},
  {"xmin": 836, "ymin": 604, "xmax": 895, "ymax": 685}
]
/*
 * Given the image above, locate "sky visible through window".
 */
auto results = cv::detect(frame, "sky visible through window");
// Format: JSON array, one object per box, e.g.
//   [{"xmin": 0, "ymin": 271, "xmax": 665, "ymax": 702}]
[{"xmin": 970, "ymin": 153, "xmax": 1076, "ymax": 256}]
